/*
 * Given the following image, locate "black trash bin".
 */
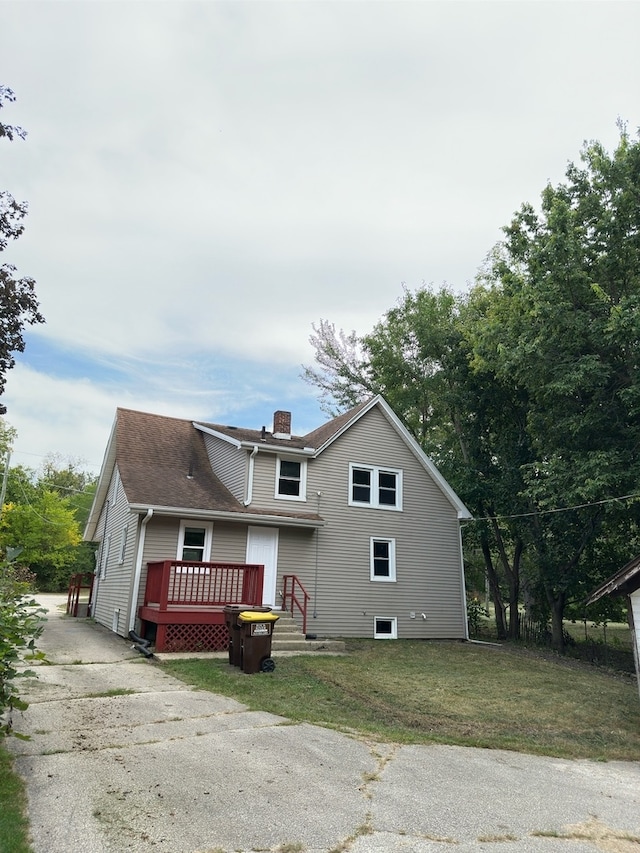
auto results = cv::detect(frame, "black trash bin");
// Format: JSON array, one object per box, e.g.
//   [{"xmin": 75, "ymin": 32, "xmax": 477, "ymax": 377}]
[
  {"xmin": 238, "ymin": 610, "xmax": 280, "ymax": 674},
  {"xmin": 223, "ymin": 605, "xmax": 272, "ymax": 667}
]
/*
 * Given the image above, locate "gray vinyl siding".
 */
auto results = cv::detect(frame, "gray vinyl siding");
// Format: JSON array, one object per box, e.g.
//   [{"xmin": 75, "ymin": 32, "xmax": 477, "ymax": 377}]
[
  {"xmin": 130, "ymin": 517, "xmax": 182, "ymax": 620},
  {"xmin": 274, "ymin": 527, "xmax": 316, "ymax": 605},
  {"xmin": 92, "ymin": 404, "xmax": 467, "ymax": 642},
  {"xmin": 141, "ymin": 517, "xmax": 181, "ymax": 564},
  {"xmin": 140, "ymin": 518, "xmax": 249, "ymax": 567},
  {"xmin": 134, "ymin": 517, "xmax": 316, "ymax": 616},
  {"xmin": 92, "ymin": 466, "xmax": 139, "ymax": 637},
  {"xmin": 132, "ymin": 517, "xmax": 255, "ymax": 617},
  {"xmin": 249, "ymin": 449, "xmax": 311, "ymax": 512},
  {"xmin": 201, "ymin": 433, "xmax": 247, "ymax": 502},
  {"xmin": 210, "ymin": 522, "xmax": 247, "ymax": 562},
  {"xmin": 294, "ymin": 406, "xmax": 467, "ymax": 640}
]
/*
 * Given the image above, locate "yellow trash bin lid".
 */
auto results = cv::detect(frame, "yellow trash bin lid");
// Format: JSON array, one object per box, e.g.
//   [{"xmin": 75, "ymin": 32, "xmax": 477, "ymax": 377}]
[{"xmin": 238, "ymin": 610, "xmax": 280, "ymax": 624}]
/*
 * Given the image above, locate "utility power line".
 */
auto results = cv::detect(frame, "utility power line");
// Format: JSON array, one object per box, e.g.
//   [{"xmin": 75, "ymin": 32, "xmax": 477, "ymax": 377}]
[{"xmin": 468, "ymin": 492, "xmax": 640, "ymax": 523}]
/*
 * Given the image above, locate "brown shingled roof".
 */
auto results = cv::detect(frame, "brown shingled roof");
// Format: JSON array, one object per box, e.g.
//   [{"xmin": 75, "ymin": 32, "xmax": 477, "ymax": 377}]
[
  {"xmin": 302, "ymin": 398, "xmax": 371, "ymax": 449},
  {"xmin": 194, "ymin": 421, "xmax": 311, "ymax": 450},
  {"xmin": 195, "ymin": 398, "xmax": 373, "ymax": 451},
  {"xmin": 113, "ymin": 408, "xmax": 323, "ymax": 524},
  {"xmin": 116, "ymin": 409, "xmax": 242, "ymax": 512},
  {"xmin": 86, "ymin": 395, "xmax": 469, "ymax": 538}
]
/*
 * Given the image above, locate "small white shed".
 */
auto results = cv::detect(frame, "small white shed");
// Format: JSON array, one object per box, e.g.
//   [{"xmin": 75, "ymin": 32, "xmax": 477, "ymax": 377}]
[{"xmin": 586, "ymin": 556, "xmax": 640, "ymax": 700}]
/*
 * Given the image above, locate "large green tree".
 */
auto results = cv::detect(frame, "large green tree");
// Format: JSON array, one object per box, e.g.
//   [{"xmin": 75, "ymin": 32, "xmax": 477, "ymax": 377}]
[
  {"xmin": 0, "ymin": 85, "xmax": 44, "ymax": 408},
  {"xmin": 303, "ymin": 126, "xmax": 640, "ymax": 651},
  {"xmin": 471, "ymin": 126, "xmax": 640, "ymax": 649},
  {"xmin": 304, "ymin": 287, "xmax": 531, "ymax": 640},
  {"xmin": 0, "ymin": 426, "xmax": 97, "ymax": 591},
  {"xmin": 0, "ymin": 483, "xmax": 81, "ymax": 591}
]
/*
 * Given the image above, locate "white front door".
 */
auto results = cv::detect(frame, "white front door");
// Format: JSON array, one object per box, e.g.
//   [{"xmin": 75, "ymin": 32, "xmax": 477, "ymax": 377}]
[{"xmin": 246, "ymin": 526, "xmax": 279, "ymax": 608}]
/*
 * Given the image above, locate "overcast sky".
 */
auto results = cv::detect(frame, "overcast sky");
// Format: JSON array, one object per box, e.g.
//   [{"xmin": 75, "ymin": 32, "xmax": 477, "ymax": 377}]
[{"xmin": 2, "ymin": 0, "xmax": 639, "ymax": 475}]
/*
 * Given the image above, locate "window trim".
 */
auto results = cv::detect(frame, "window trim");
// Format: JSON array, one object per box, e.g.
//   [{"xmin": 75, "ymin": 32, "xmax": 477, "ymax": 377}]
[
  {"xmin": 118, "ymin": 524, "xmax": 128, "ymax": 565},
  {"xmin": 370, "ymin": 537, "xmax": 396, "ymax": 582},
  {"xmin": 348, "ymin": 463, "xmax": 403, "ymax": 510},
  {"xmin": 374, "ymin": 616, "xmax": 398, "ymax": 640},
  {"xmin": 176, "ymin": 521, "xmax": 213, "ymax": 571},
  {"xmin": 275, "ymin": 456, "xmax": 307, "ymax": 502}
]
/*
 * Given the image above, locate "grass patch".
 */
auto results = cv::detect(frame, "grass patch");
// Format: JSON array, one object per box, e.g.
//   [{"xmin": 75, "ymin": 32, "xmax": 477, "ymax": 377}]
[
  {"xmin": 564, "ymin": 620, "xmax": 632, "ymax": 648},
  {"xmin": 83, "ymin": 689, "xmax": 136, "ymax": 698},
  {"xmin": 0, "ymin": 744, "xmax": 33, "ymax": 853},
  {"xmin": 162, "ymin": 639, "xmax": 640, "ymax": 761}
]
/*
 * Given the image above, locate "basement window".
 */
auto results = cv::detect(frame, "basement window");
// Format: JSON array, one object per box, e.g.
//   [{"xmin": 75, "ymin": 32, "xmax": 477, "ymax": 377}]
[{"xmin": 374, "ymin": 617, "xmax": 397, "ymax": 640}]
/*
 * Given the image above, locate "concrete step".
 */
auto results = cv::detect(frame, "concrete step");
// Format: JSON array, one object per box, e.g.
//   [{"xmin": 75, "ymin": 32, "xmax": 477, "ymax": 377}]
[{"xmin": 271, "ymin": 611, "xmax": 345, "ymax": 653}]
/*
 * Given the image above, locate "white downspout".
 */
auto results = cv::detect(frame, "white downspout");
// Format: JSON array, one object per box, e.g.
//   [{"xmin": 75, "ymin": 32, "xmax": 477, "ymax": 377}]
[
  {"xmin": 244, "ymin": 446, "xmax": 259, "ymax": 506},
  {"xmin": 128, "ymin": 508, "xmax": 154, "ymax": 633}
]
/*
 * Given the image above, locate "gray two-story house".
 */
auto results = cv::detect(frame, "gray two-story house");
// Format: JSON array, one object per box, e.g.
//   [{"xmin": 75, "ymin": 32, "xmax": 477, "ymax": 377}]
[{"xmin": 84, "ymin": 395, "xmax": 472, "ymax": 651}]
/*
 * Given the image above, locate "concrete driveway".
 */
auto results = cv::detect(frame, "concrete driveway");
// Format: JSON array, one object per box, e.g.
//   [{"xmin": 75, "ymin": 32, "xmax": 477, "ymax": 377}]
[{"xmin": 7, "ymin": 595, "xmax": 640, "ymax": 853}]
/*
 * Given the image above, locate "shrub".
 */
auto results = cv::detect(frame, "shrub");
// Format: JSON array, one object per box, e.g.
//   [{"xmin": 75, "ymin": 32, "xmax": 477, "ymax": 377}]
[{"xmin": 0, "ymin": 561, "xmax": 46, "ymax": 737}]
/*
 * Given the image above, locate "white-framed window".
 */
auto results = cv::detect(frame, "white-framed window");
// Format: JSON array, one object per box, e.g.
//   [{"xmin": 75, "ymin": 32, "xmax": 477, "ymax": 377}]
[
  {"xmin": 118, "ymin": 524, "xmax": 128, "ymax": 565},
  {"xmin": 370, "ymin": 537, "xmax": 396, "ymax": 582},
  {"xmin": 176, "ymin": 521, "xmax": 213, "ymax": 572},
  {"xmin": 374, "ymin": 616, "xmax": 397, "ymax": 639},
  {"xmin": 275, "ymin": 457, "xmax": 307, "ymax": 501},
  {"xmin": 349, "ymin": 464, "xmax": 402, "ymax": 510}
]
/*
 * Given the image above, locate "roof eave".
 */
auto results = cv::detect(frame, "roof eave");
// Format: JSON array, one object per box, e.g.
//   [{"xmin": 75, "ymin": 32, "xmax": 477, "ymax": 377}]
[
  {"xmin": 128, "ymin": 503, "xmax": 325, "ymax": 529},
  {"xmin": 193, "ymin": 422, "xmax": 315, "ymax": 455},
  {"xmin": 238, "ymin": 442, "xmax": 315, "ymax": 455},
  {"xmin": 83, "ymin": 414, "xmax": 119, "ymax": 541},
  {"xmin": 193, "ymin": 422, "xmax": 242, "ymax": 448},
  {"xmin": 586, "ymin": 555, "xmax": 640, "ymax": 604}
]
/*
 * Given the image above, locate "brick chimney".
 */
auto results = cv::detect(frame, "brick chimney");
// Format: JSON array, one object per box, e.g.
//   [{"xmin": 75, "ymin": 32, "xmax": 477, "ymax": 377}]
[{"xmin": 273, "ymin": 410, "xmax": 292, "ymax": 439}]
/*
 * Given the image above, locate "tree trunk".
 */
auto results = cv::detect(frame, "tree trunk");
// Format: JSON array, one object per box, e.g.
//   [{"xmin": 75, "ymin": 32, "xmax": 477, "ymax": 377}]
[
  {"xmin": 549, "ymin": 595, "xmax": 566, "ymax": 653},
  {"xmin": 489, "ymin": 515, "xmax": 523, "ymax": 641},
  {"xmin": 481, "ymin": 535, "xmax": 507, "ymax": 639}
]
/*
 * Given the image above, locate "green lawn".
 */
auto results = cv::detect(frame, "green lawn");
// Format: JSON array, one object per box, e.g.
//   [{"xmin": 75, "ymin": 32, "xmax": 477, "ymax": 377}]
[
  {"xmin": 564, "ymin": 619, "xmax": 632, "ymax": 648},
  {"xmin": 0, "ymin": 746, "xmax": 33, "ymax": 853},
  {"xmin": 3, "ymin": 637, "xmax": 638, "ymax": 853},
  {"xmin": 163, "ymin": 639, "xmax": 640, "ymax": 761}
]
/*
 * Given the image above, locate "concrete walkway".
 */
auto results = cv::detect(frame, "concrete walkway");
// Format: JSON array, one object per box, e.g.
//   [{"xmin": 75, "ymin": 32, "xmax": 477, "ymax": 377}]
[{"xmin": 7, "ymin": 595, "xmax": 640, "ymax": 853}]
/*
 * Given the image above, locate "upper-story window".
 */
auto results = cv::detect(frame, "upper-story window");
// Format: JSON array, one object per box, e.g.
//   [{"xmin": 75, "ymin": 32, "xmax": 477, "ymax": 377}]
[
  {"xmin": 275, "ymin": 457, "xmax": 307, "ymax": 502},
  {"xmin": 349, "ymin": 464, "xmax": 402, "ymax": 510}
]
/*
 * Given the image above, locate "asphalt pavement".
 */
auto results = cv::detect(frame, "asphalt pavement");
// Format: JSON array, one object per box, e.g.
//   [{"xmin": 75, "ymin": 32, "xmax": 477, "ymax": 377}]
[{"xmin": 7, "ymin": 594, "xmax": 640, "ymax": 853}]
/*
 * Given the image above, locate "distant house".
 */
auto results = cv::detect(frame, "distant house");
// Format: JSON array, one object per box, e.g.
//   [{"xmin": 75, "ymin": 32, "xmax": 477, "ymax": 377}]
[
  {"xmin": 586, "ymin": 556, "xmax": 640, "ymax": 699},
  {"xmin": 84, "ymin": 396, "xmax": 472, "ymax": 651}
]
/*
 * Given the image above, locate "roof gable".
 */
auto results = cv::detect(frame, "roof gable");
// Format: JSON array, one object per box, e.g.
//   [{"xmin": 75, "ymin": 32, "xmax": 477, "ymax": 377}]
[
  {"xmin": 306, "ymin": 396, "xmax": 472, "ymax": 519},
  {"xmin": 84, "ymin": 408, "xmax": 324, "ymax": 539},
  {"xmin": 586, "ymin": 555, "xmax": 640, "ymax": 603},
  {"xmin": 85, "ymin": 395, "xmax": 471, "ymax": 538}
]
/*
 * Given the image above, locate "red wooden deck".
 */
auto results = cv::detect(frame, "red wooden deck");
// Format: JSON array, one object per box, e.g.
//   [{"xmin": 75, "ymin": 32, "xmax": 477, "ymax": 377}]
[{"xmin": 139, "ymin": 560, "xmax": 264, "ymax": 652}]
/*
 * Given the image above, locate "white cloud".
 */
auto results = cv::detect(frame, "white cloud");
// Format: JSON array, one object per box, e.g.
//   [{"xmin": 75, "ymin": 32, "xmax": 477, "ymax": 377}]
[{"xmin": 1, "ymin": 0, "xmax": 640, "ymax": 470}]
